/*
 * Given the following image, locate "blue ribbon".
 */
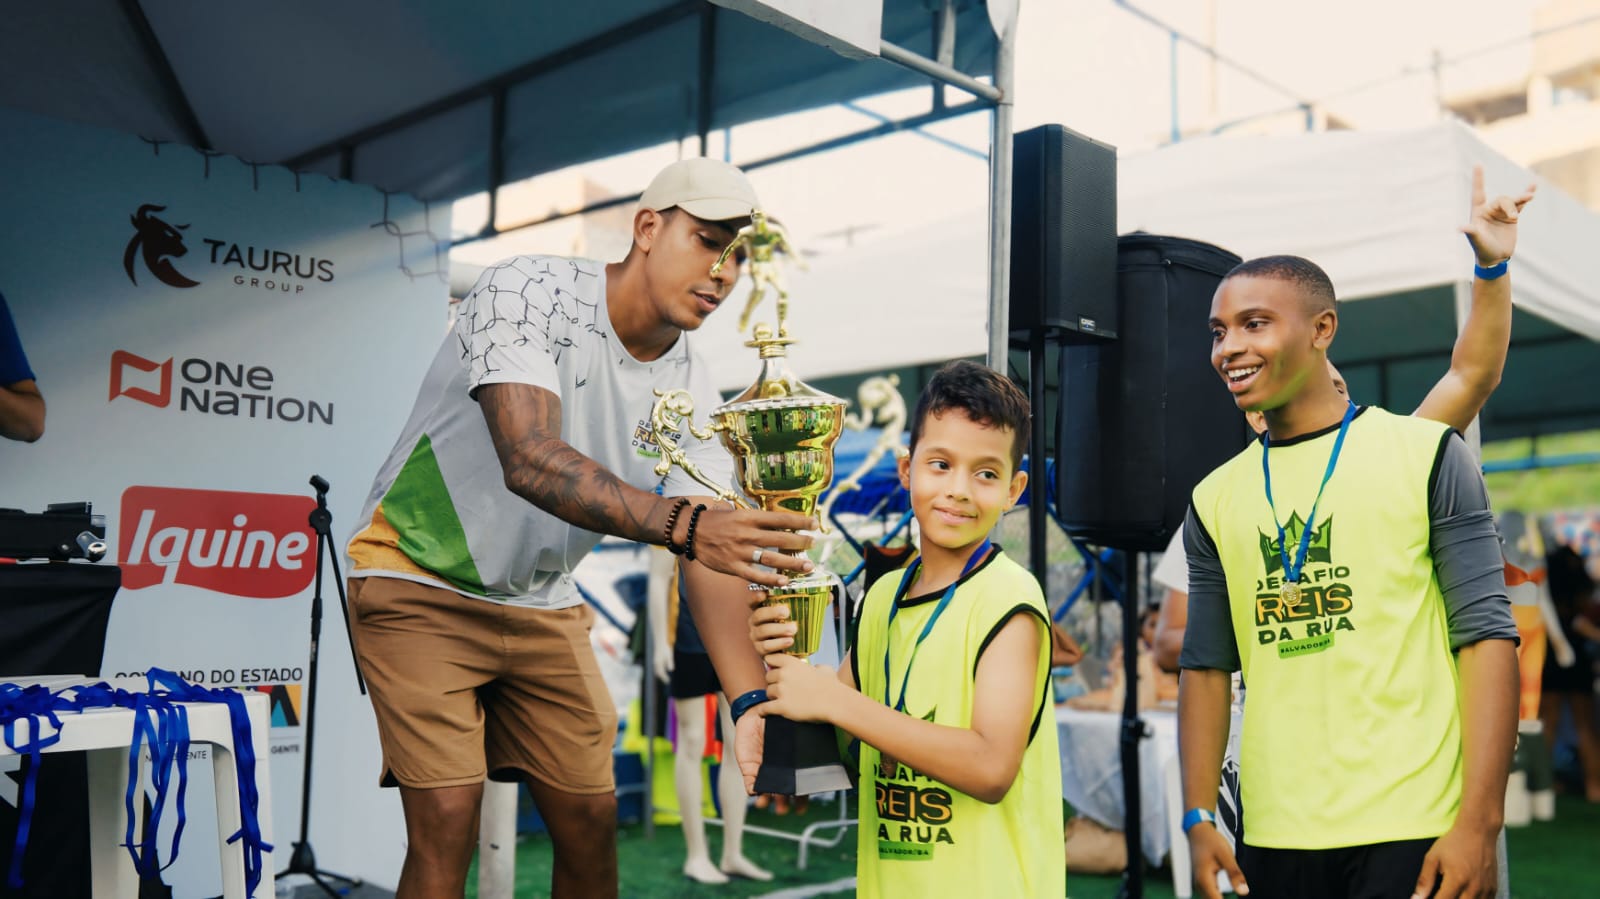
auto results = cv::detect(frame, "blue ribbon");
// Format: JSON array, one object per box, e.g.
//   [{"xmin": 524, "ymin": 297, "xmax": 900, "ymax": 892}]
[
  {"xmin": 144, "ymin": 669, "xmax": 272, "ymax": 897},
  {"xmin": 1, "ymin": 684, "xmax": 67, "ymax": 889},
  {"xmin": 882, "ymin": 540, "xmax": 991, "ymax": 713},
  {"xmin": 0, "ymin": 670, "xmax": 273, "ymax": 897},
  {"xmin": 1262, "ymin": 402, "xmax": 1357, "ymax": 586}
]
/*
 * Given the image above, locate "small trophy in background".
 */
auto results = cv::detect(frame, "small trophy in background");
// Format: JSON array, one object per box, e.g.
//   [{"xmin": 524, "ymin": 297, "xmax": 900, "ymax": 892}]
[{"xmin": 815, "ymin": 374, "xmax": 907, "ymax": 529}]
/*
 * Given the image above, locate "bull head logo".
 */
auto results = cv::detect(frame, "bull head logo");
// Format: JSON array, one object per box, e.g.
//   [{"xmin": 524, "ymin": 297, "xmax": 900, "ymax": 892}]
[{"xmin": 124, "ymin": 204, "xmax": 200, "ymax": 288}]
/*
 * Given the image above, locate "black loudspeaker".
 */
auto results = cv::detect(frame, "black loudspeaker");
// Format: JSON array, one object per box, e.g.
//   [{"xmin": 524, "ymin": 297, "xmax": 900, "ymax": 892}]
[
  {"xmin": 1056, "ymin": 234, "xmax": 1250, "ymax": 552},
  {"xmin": 1009, "ymin": 124, "xmax": 1118, "ymax": 340}
]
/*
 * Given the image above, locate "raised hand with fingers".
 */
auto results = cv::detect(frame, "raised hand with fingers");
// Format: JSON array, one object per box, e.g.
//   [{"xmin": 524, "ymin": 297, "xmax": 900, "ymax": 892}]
[{"xmin": 1461, "ymin": 164, "xmax": 1536, "ymax": 266}]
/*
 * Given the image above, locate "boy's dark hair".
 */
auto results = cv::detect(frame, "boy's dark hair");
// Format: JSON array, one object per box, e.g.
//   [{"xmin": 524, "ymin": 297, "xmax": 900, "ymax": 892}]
[
  {"xmin": 1225, "ymin": 254, "xmax": 1338, "ymax": 314},
  {"xmin": 908, "ymin": 360, "xmax": 1030, "ymax": 469}
]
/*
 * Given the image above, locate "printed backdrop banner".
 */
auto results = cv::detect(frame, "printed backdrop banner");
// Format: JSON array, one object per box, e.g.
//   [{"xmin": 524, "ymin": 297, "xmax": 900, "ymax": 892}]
[{"xmin": 0, "ymin": 108, "xmax": 449, "ymax": 892}]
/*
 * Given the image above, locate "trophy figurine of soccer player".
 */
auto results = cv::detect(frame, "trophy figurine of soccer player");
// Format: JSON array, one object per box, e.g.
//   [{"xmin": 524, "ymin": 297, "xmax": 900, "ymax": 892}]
[
  {"xmin": 710, "ymin": 209, "xmax": 807, "ymax": 335},
  {"xmin": 649, "ymin": 312, "xmax": 852, "ymax": 794}
]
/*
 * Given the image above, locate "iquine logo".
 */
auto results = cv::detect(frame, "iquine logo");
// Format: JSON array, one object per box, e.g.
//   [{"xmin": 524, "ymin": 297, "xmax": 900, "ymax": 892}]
[
  {"xmin": 124, "ymin": 204, "xmax": 201, "ymax": 288},
  {"xmin": 120, "ymin": 486, "xmax": 316, "ymax": 597},
  {"xmin": 121, "ymin": 202, "xmax": 337, "ymax": 295}
]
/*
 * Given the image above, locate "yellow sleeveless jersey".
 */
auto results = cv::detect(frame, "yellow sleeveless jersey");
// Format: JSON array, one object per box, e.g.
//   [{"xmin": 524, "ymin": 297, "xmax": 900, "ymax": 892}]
[
  {"xmin": 1191, "ymin": 406, "xmax": 1460, "ymax": 848},
  {"xmin": 853, "ymin": 549, "xmax": 1065, "ymax": 897}
]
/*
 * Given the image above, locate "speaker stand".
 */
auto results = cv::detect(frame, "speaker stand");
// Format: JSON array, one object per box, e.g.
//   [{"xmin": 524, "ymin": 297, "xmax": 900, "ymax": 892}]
[{"xmin": 1115, "ymin": 551, "xmax": 1148, "ymax": 899}]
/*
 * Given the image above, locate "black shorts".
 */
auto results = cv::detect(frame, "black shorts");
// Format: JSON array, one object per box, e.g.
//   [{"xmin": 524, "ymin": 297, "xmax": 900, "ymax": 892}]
[
  {"xmin": 1543, "ymin": 648, "xmax": 1595, "ymax": 694},
  {"xmin": 1238, "ymin": 838, "xmax": 1435, "ymax": 899},
  {"xmin": 668, "ymin": 649, "xmax": 721, "ymax": 699}
]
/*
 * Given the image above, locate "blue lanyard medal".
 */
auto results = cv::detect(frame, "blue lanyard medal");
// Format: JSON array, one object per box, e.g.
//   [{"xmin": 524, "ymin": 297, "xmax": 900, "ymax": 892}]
[
  {"xmin": 1262, "ymin": 402, "xmax": 1355, "ymax": 608},
  {"xmin": 883, "ymin": 539, "xmax": 991, "ymax": 714}
]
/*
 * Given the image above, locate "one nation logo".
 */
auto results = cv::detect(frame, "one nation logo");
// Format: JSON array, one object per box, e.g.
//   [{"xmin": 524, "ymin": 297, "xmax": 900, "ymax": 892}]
[{"xmin": 109, "ymin": 350, "xmax": 334, "ymax": 425}]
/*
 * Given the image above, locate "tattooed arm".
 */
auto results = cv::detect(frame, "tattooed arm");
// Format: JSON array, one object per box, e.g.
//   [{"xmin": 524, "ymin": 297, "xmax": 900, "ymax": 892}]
[{"xmin": 477, "ymin": 382, "xmax": 813, "ymax": 586}]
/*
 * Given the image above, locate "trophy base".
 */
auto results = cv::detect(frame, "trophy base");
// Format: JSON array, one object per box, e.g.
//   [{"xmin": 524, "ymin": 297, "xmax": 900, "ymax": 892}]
[{"xmin": 753, "ymin": 714, "xmax": 853, "ymax": 796}]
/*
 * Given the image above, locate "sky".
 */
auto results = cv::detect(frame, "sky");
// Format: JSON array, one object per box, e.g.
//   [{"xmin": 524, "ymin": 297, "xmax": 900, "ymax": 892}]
[{"xmin": 452, "ymin": 0, "xmax": 1552, "ymax": 267}]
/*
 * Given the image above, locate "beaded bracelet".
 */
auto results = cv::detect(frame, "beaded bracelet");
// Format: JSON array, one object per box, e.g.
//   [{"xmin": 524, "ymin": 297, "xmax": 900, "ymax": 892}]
[
  {"xmin": 662, "ymin": 497, "xmax": 692, "ymax": 555},
  {"xmin": 682, "ymin": 504, "xmax": 709, "ymax": 561}
]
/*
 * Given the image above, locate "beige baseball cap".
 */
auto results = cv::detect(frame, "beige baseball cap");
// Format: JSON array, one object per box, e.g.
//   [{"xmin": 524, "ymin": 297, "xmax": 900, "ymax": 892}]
[{"xmin": 638, "ymin": 157, "xmax": 759, "ymax": 223}]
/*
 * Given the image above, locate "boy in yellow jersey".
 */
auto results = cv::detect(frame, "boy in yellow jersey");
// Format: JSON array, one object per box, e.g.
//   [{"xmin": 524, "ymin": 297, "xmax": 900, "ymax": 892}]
[
  {"xmin": 1179, "ymin": 255, "xmax": 1520, "ymax": 899},
  {"xmin": 745, "ymin": 360, "xmax": 1064, "ymax": 897}
]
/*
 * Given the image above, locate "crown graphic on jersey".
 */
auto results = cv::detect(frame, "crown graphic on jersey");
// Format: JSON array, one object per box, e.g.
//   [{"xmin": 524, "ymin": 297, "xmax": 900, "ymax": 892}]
[{"xmin": 1258, "ymin": 513, "xmax": 1333, "ymax": 575}]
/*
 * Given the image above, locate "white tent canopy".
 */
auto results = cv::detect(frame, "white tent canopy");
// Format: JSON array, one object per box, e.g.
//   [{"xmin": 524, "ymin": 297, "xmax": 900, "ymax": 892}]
[
  {"xmin": 1117, "ymin": 120, "xmax": 1600, "ymax": 341},
  {"xmin": 638, "ymin": 121, "xmax": 1598, "ymax": 436}
]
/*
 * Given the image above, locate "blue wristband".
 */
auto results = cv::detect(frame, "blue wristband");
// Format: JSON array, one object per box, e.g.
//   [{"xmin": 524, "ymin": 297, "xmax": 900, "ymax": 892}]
[
  {"xmin": 729, "ymin": 689, "xmax": 770, "ymax": 724},
  {"xmin": 1474, "ymin": 259, "xmax": 1508, "ymax": 281},
  {"xmin": 1182, "ymin": 808, "xmax": 1218, "ymax": 834}
]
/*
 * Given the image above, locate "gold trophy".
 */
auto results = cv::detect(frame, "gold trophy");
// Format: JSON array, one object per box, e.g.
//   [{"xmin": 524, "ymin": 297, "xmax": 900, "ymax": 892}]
[{"xmin": 649, "ymin": 240, "xmax": 851, "ymax": 794}]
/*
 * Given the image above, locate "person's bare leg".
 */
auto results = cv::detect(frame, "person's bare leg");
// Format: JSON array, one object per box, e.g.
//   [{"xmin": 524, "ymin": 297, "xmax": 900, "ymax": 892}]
[
  {"xmin": 524, "ymin": 776, "xmax": 619, "ymax": 899},
  {"xmin": 674, "ymin": 696, "xmax": 727, "ymax": 883},
  {"xmin": 717, "ymin": 694, "xmax": 772, "ymax": 880},
  {"xmin": 396, "ymin": 783, "xmax": 483, "ymax": 899}
]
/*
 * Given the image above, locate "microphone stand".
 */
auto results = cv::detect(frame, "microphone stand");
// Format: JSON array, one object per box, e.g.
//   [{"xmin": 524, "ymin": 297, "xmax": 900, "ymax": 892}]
[
  {"xmin": 1115, "ymin": 550, "xmax": 1148, "ymax": 899},
  {"xmin": 278, "ymin": 474, "xmax": 365, "ymax": 896}
]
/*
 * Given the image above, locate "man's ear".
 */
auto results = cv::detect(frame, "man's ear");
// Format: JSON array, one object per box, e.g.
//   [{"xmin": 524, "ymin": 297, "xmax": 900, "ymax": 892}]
[
  {"xmin": 1311, "ymin": 307, "xmax": 1338, "ymax": 351},
  {"xmin": 634, "ymin": 208, "xmax": 665, "ymax": 253},
  {"xmin": 897, "ymin": 452, "xmax": 911, "ymax": 490}
]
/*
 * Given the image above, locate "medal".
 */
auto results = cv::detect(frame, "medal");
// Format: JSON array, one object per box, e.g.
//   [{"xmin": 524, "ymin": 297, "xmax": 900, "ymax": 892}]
[
  {"xmin": 883, "ymin": 541, "xmax": 991, "ymax": 720},
  {"xmin": 1280, "ymin": 579, "xmax": 1302, "ymax": 608},
  {"xmin": 1263, "ymin": 402, "xmax": 1356, "ymax": 594}
]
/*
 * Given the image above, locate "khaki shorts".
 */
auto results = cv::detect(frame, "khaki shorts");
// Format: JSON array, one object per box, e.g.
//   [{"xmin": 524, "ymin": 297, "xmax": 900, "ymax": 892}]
[{"xmin": 347, "ymin": 576, "xmax": 618, "ymax": 794}]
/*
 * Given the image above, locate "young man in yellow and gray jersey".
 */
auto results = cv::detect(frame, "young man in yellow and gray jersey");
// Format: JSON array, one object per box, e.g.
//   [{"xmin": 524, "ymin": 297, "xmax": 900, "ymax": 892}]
[{"xmin": 1180, "ymin": 255, "xmax": 1519, "ymax": 899}]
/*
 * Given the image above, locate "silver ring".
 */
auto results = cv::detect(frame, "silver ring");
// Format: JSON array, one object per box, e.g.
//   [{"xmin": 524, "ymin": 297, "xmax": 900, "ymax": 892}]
[{"xmin": 752, "ymin": 548, "xmax": 764, "ymax": 564}]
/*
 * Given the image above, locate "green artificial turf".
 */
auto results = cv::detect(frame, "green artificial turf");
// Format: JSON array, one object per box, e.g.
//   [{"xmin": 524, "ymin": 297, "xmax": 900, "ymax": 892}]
[
  {"xmin": 468, "ymin": 798, "xmax": 859, "ymax": 899},
  {"xmin": 469, "ymin": 795, "xmax": 1596, "ymax": 898},
  {"xmin": 1504, "ymin": 795, "xmax": 1600, "ymax": 899}
]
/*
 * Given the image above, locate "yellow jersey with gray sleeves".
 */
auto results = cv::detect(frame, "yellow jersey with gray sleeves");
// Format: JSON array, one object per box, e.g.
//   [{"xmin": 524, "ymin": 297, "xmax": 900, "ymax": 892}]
[
  {"xmin": 851, "ymin": 549, "xmax": 1064, "ymax": 898},
  {"xmin": 1189, "ymin": 406, "xmax": 1460, "ymax": 849}
]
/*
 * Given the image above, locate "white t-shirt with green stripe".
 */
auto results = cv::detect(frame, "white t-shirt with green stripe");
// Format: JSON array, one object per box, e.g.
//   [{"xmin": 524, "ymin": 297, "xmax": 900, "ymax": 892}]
[{"xmin": 348, "ymin": 255, "xmax": 734, "ymax": 608}]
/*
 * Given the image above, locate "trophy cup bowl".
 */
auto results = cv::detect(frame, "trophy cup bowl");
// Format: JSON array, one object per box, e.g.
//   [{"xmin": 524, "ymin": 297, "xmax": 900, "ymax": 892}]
[
  {"xmin": 648, "ymin": 325, "xmax": 854, "ymax": 795},
  {"xmin": 711, "ymin": 393, "xmax": 844, "ymax": 660}
]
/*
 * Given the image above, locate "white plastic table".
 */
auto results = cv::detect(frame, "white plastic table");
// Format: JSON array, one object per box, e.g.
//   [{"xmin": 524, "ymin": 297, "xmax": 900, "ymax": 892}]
[{"xmin": 0, "ymin": 676, "xmax": 275, "ymax": 899}]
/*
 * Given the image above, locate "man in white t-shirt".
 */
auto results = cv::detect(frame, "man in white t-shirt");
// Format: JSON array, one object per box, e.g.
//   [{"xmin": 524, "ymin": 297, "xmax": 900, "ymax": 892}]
[{"xmin": 346, "ymin": 158, "xmax": 813, "ymax": 898}]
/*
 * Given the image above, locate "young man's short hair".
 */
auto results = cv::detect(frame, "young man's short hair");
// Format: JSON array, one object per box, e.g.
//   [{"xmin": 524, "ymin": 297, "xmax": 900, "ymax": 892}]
[
  {"xmin": 1225, "ymin": 254, "xmax": 1338, "ymax": 315},
  {"xmin": 909, "ymin": 360, "xmax": 1031, "ymax": 469}
]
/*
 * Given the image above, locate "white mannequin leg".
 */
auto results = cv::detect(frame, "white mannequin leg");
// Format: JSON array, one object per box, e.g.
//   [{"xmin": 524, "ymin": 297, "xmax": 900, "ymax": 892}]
[
  {"xmin": 674, "ymin": 694, "xmax": 727, "ymax": 884},
  {"xmin": 717, "ymin": 693, "xmax": 773, "ymax": 880}
]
